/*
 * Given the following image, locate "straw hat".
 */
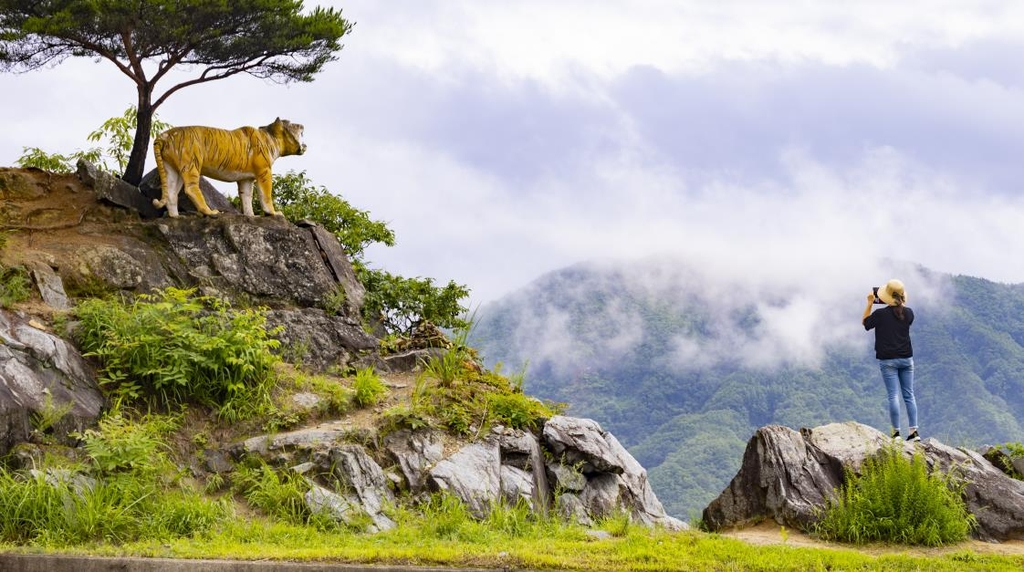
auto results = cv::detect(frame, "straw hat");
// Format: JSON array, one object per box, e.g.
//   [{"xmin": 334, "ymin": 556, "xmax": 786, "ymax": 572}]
[{"xmin": 877, "ymin": 279, "xmax": 907, "ymax": 306}]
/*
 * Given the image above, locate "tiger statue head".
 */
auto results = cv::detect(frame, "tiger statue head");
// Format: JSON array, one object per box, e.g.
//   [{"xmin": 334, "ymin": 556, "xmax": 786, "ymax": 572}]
[{"xmin": 151, "ymin": 118, "xmax": 306, "ymax": 218}]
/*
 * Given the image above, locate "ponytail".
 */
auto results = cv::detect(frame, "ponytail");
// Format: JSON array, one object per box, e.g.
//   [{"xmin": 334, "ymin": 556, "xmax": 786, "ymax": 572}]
[{"xmin": 892, "ymin": 292, "xmax": 906, "ymax": 321}]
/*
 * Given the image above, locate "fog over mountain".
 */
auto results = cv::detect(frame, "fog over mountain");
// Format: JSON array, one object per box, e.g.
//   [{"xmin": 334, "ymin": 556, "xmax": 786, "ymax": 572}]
[{"xmin": 471, "ymin": 258, "xmax": 1024, "ymax": 518}]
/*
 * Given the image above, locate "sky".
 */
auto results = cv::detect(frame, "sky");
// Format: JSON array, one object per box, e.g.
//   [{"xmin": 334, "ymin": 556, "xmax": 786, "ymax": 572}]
[{"xmin": 5, "ymin": 1, "xmax": 1024, "ymax": 313}]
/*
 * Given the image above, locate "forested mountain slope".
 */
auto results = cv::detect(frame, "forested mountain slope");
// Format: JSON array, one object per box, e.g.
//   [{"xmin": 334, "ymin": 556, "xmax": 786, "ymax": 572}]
[{"xmin": 471, "ymin": 259, "xmax": 1024, "ymax": 519}]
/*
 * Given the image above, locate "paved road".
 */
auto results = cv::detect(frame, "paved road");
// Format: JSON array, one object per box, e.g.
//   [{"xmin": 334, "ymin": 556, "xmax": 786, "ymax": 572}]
[{"xmin": 0, "ymin": 554, "xmax": 524, "ymax": 572}]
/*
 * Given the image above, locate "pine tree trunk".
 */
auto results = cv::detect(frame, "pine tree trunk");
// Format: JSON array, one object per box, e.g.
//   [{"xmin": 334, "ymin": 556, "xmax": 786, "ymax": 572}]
[{"xmin": 122, "ymin": 91, "xmax": 155, "ymax": 186}]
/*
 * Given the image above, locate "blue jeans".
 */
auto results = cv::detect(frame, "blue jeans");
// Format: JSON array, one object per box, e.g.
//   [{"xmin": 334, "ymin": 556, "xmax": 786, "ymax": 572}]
[{"xmin": 879, "ymin": 357, "xmax": 917, "ymax": 430}]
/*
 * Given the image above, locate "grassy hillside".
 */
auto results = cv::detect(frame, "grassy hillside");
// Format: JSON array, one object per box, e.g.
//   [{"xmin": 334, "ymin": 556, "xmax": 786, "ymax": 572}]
[{"xmin": 471, "ymin": 260, "xmax": 1024, "ymax": 519}]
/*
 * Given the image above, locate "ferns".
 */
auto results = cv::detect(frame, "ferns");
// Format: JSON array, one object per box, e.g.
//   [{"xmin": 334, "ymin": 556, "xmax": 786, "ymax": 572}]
[
  {"xmin": 813, "ymin": 444, "xmax": 976, "ymax": 546},
  {"xmin": 73, "ymin": 287, "xmax": 280, "ymax": 420}
]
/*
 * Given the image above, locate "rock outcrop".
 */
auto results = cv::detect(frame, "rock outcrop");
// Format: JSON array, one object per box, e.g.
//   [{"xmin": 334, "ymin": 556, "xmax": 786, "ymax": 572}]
[
  {"xmin": 0, "ymin": 166, "xmax": 684, "ymax": 535},
  {"xmin": 0, "ymin": 309, "xmax": 104, "ymax": 456},
  {"xmin": 228, "ymin": 416, "xmax": 686, "ymax": 532},
  {"xmin": 703, "ymin": 421, "xmax": 1024, "ymax": 542}
]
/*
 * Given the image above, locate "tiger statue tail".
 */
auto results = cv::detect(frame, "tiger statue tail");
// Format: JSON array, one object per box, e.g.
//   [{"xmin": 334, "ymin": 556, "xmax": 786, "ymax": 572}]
[{"xmin": 152, "ymin": 135, "xmax": 170, "ymax": 209}]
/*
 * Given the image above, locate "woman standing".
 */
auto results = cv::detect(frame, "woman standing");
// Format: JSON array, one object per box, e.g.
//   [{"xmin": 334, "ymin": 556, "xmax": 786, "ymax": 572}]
[{"xmin": 862, "ymin": 279, "xmax": 920, "ymax": 442}]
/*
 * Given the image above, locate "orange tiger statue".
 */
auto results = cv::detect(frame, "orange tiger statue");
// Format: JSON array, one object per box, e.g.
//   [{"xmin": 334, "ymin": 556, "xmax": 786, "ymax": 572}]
[{"xmin": 152, "ymin": 118, "xmax": 306, "ymax": 218}]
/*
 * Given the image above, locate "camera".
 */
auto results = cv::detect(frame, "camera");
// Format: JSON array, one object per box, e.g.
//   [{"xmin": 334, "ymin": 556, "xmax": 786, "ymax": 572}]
[{"xmin": 872, "ymin": 286, "xmax": 885, "ymax": 305}]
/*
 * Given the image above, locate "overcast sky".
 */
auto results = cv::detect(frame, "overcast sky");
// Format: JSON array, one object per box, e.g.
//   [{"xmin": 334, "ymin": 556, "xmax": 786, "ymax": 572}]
[{"xmin": 5, "ymin": 1, "xmax": 1024, "ymax": 308}]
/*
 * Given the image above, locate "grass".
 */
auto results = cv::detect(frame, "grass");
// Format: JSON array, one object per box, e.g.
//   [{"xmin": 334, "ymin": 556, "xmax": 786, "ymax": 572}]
[{"xmin": 2, "ymin": 510, "xmax": 1021, "ymax": 571}]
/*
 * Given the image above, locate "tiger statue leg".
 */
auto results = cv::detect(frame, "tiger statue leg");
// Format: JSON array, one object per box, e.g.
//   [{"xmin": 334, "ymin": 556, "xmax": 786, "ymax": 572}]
[
  {"xmin": 152, "ymin": 136, "xmax": 183, "ymax": 217},
  {"xmin": 255, "ymin": 170, "xmax": 282, "ymax": 217},
  {"xmin": 237, "ymin": 179, "xmax": 256, "ymax": 217},
  {"xmin": 180, "ymin": 166, "xmax": 220, "ymax": 217}
]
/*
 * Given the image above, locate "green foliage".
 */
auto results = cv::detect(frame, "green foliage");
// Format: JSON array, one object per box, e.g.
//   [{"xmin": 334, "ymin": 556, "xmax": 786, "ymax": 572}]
[
  {"xmin": 77, "ymin": 411, "xmax": 178, "ymax": 477},
  {"xmin": 0, "ymin": 411, "xmax": 227, "ymax": 546},
  {"xmin": 289, "ymin": 371, "xmax": 353, "ymax": 415},
  {"xmin": 73, "ymin": 287, "xmax": 280, "ymax": 420},
  {"xmin": 360, "ymin": 268, "xmax": 470, "ymax": 336},
  {"xmin": 990, "ymin": 441, "xmax": 1024, "ymax": 479},
  {"xmin": 231, "ymin": 460, "xmax": 335, "ymax": 529},
  {"xmin": 30, "ymin": 393, "xmax": 74, "ymax": 435},
  {"xmin": 15, "ymin": 147, "xmax": 88, "ymax": 173},
  {"xmin": 422, "ymin": 492, "xmax": 474, "ymax": 541},
  {"xmin": 0, "ymin": 263, "xmax": 31, "ymax": 308},
  {"xmin": 813, "ymin": 444, "xmax": 976, "ymax": 546},
  {"xmin": 271, "ymin": 170, "xmax": 395, "ymax": 261},
  {"xmin": 322, "ymin": 285, "xmax": 348, "ymax": 315},
  {"xmin": 389, "ymin": 323, "xmax": 558, "ymax": 436},
  {"xmin": 352, "ymin": 367, "xmax": 387, "ymax": 407},
  {"xmin": 486, "ymin": 392, "xmax": 549, "ymax": 431},
  {"xmin": 15, "ymin": 106, "xmax": 168, "ymax": 174},
  {"xmin": 265, "ymin": 170, "xmax": 469, "ymax": 336},
  {"xmin": 380, "ymin": 403, "xmax": 433, "ymax": 433},
  {"xmin": 87, "ymin": 105, "xmax": 172, "ymax": 173}
]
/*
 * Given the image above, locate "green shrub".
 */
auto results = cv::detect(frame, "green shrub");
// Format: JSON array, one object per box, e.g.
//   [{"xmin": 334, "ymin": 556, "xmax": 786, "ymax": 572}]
[
  {"xmin": 73, "ymin": 288, "xmax": 280, "ymax": 420},
  {"xmin": 991, "ymin": 442, "xmax": 1024, "ymax": 479},
  {"xmin": 0, "ymin": 264, "xmax": 31, "ymax": 308},
  {"xmin": 352, "ymin": 367, "xmax": 387, "ymax": 407},
  {"xmin": 77, "ymin": 411, "xmax": 178, "ymax": 477},
  {"xmin": 486, "ymin": 392, "xmax": 548, "ymax": 431},
  {"xmin": 360, "ymin": 268, "xmax": 469, "ymax": 336},
  {"xmin": 231, "ymin": 461, "xmax": 327, "ymax": 528},
  {"xmin": 813, "ymin": 444, "xmax": 976, "ymax": 546}
]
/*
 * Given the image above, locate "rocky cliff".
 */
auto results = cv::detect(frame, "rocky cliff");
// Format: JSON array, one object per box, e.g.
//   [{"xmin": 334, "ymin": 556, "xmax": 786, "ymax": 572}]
[{"xmin": 0, "ymin": 164, "xmax": 683, "ymax": 531}]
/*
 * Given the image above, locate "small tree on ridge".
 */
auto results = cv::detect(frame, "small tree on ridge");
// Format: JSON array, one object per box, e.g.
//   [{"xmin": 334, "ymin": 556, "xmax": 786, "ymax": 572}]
[{"xmin": 0, "ymin": 0, "xmax": 352, "ymax": 185}]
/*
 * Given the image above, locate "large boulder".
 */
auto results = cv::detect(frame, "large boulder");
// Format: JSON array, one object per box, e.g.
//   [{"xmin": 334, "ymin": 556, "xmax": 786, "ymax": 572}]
[
  {"xmin": 0, "ymin": 310, "xmax": 104, "ymax": 456},
  {"xmin": 265, "ymin": 308, "xmax": 376, "ymax": 371},
  {"xmin": 703, "ymin": 421, "xmax": 1024, "ymax": 542},
  {"xmin": 702, "ymin": 424, "xmax": 843, "ymax": 532},
  {"xmin": 543, "ymin": 415, "xmax": 685, "ymax": 530},
  {"xmin": 428, "ymin": 439, "xmax": 502, "ymax": 518}
]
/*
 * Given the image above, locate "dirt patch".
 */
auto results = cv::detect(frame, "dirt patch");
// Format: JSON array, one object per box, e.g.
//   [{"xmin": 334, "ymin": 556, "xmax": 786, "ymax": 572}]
[{"xmin": 722, "ymin": 520, "xmax": 1024, "ymax": 557}]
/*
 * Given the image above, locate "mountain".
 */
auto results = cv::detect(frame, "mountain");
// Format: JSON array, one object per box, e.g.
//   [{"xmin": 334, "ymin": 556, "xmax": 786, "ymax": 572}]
[{"xmin": 470, "ymin": 258, "xmax": 1024, "ymax": 519}]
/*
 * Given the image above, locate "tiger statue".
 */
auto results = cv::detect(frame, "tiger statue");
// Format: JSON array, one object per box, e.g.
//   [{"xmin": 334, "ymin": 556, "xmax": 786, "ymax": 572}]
[{"xmin": 151, "ymin": 118, "xmax": 306, "ymax": 218}]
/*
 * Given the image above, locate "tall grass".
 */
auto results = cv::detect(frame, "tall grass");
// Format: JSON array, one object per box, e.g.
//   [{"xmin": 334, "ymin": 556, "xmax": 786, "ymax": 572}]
[
  {"xmin": 813, "ymin": 444, "xmax": 976, "ymax": 546},
  {"xmin": 0, "ymin": 411, "xmax": 228, "ymax": 546},
  {"xmin": 352, "ymin": 367, "xmax": 388, "ymax": 407}
]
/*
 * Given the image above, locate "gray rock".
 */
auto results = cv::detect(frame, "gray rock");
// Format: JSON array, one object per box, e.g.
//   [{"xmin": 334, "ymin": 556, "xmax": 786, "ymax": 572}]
[
  {"xmin": 299, "ymin": 222, "xmax": 365, "ymax": 317},
  {"xmin": 542, "ymin": 415, "xmax": 628, "ymax": 474},
  {"xmin": 703, "ymin": 421, "xmax": 1024, "ymax": 542},
  {"xmin": 77, "ymin": 159, "xmax": 162, "ymax": 219},
  {"xmin": 702, "ymin": 424, "xmax": 842, "ymax": 532},
  {"xmin": 555, "ymin": 492, "xmax": 593, "ymax": 526},
  {"xmin": 497, "ymin": 428, "xmax": 550, "ymax": 513},
  {"xmin": 26, "ymin": 262, "xmax": 70, "ymax": 310},
  {"xmin": 428, "ymin": 439, "xmax": 502, "ymax": 518},
  {"xmin": 547, "ymin": 462, "xmax": 587, "ymax": 493},
  {"xmin": 138, "ymin": 167, "xmax": 239, "ymax": 217},
  {"xmin": 154, "ymin": 216, "xmax": 338, "ymax": 307},
  {"xmin": 265, "ymin": 308, "xmax": 377, "ymax": 372},
  {"xmin": 500, "ymin": 465, "xmax": 535, "ymax": 507},
  {"xmin": 542, "ymin": 415, "xmax": 684, "ymax": 530},
  {"xmin": 381, "ymin": 348, "xmax": 445, "ymax": 373},
  {"xmin": 326, "ymin": 445, "xmax": 396, "ymax": 532},
  {"xmin": 383, "ymin": 429, "xmax": 445, "ymax": 492},
  {"xmin": 0, "ymin": 310, "xmax": 104, "ymax": 455},
  {"xmin": 916, "ymin": 439, "xmax": 1024, "ymax": 542},
  {"xmin": 305, "ymin": 481, "xmax": 364, "ymax": 528},
  {"xmin": 581, "ymin": 473, "xmax": 623, "ymax": 518}
]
